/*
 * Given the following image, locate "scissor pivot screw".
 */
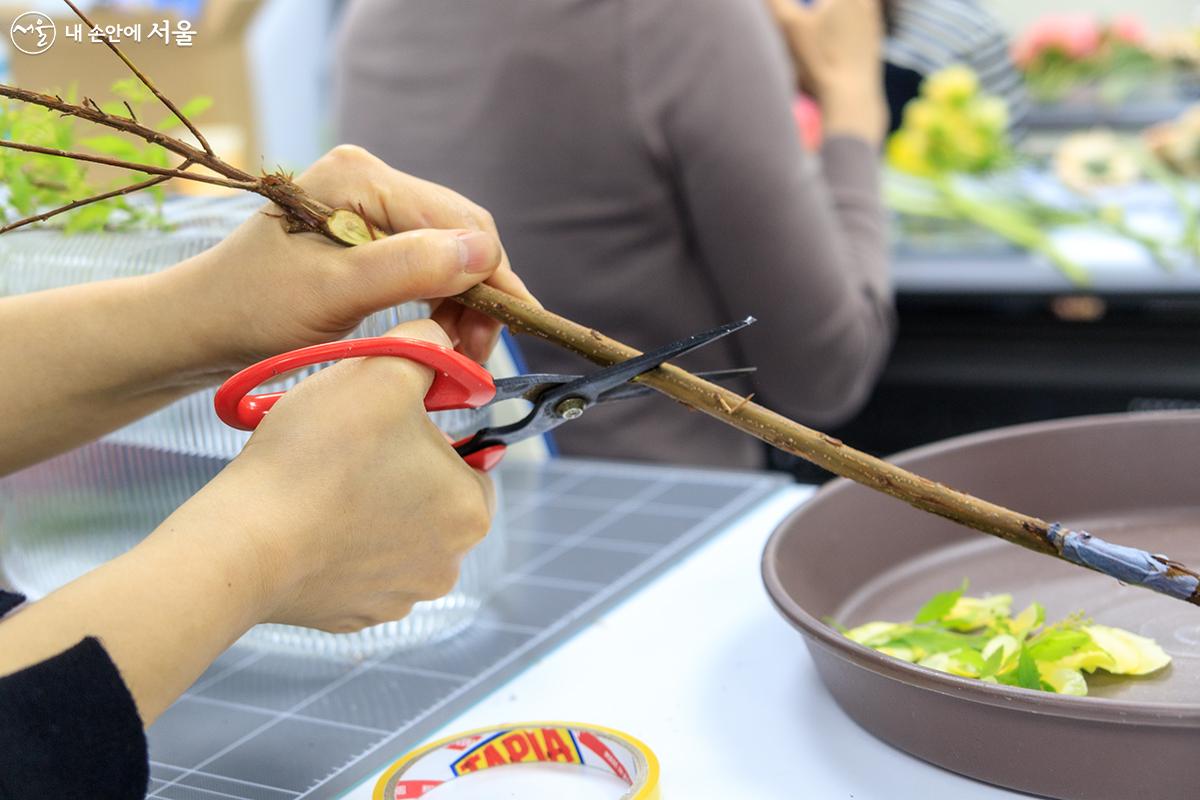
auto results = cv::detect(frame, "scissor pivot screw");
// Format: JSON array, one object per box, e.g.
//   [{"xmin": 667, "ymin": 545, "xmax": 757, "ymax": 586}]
[{"xmin": 555, "ymin": 397, "xmax": 587, "ymax": 420}]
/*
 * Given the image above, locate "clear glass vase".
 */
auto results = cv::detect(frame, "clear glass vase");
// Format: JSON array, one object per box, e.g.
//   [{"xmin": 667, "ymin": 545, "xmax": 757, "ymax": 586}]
[{"xmin": 0, "ymin": 196, "xmax": 506, "ymax": 657}]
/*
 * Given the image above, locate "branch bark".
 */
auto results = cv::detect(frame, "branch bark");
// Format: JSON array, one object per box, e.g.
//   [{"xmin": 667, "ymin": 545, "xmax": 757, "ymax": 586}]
[
  {"xmin": 0, "ymin": 140, "xmax": 253, "ymax": 191},
  {"xmin": 450, "ymin": 283, "xmax": 1200, "ymax": 606},
  {"xmin": 0, "ymin": 85, "xmax": 245, "ymax": 180}
]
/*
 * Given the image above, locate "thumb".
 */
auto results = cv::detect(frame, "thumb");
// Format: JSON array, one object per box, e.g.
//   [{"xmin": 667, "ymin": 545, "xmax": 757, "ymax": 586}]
[
  {"xmin": 766, "ymin": 0, "xmax": 804, "ymax": 25},
  {"xmin": 362, "ymin": 318, "xmax": 458, "ymax": 400},
  {"xmin": 344, "ymin": 227, "xmax": 503, "ymax": 311},
  {"xmin": 382, "ymin": 317, "xmax": 455, "ymax": 349}
]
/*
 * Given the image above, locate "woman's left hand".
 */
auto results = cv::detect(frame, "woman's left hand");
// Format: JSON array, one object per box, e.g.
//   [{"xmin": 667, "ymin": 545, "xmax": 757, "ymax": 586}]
[
  {"xmin": 0, "ymin": 145, "xmax": 537, "ymax": 475},
  {"xmin": 160, "ymin": 144, "xmax": 538, "ymax": 370}
]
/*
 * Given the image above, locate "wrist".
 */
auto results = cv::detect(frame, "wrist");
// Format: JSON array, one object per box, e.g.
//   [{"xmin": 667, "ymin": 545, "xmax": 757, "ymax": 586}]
[
  {"xmin": 144, "ymin": 248, "xmax": 253, "ymax": 378},
  {"xmin": 71, "ymin": 271, "xmax": 234, "ymax": 402},
  {"xmin": 152, "ymin": 466, "xmax": 295, "ymax": 629},
  {"xmin": 818, "ymin": 79, "xmax": 888, "ymax": 145}
]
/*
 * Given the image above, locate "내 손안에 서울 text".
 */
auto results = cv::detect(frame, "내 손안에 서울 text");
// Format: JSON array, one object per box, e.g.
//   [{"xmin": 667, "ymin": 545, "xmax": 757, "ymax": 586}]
[{"xmin": 8, "ymin": 10, "xmax": 197, "ymax": 56}]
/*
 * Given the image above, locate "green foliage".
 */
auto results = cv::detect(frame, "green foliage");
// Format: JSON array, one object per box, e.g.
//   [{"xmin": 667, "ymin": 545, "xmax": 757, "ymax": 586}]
[
  {"xmin": 838, "ymin": 580, "xmax": 1172, "ymax": 696},
  {"xmin": 0, "ymin": 80, "xmax": 211, "ymax": 233},
  {"xmin": 914, "ymin": 579, "xmax": 967, "ymax": 624},
  {"xmin": 1015, "ymin": 648, "xmax": 1044, "ymax": 690},
  {"xmin": 1024, "ymin": 40, "xmax": 1163, "ymax": 105}
]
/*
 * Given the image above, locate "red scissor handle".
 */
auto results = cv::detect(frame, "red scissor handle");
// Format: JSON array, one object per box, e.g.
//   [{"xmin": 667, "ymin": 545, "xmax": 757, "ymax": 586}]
[{"xmin": 214, "ymin": 337, "xmax": 506, "ymax": 470}]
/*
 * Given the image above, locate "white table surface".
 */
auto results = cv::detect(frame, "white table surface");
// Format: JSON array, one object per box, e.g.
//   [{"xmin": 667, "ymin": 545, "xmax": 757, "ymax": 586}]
[{"xmin": 345, "ymin": 485, "xmax": 1028, "ymax": 799}]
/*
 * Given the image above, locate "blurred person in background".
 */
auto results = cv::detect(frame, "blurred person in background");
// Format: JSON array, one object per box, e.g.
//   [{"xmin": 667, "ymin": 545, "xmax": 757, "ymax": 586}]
[
  {"xmin": 334, "ymin": 0, "xmax": 895, "ymax": 470},
  {"xmin": 883, "ymin": 0, "xmax": 1029, "ymax": 133}
]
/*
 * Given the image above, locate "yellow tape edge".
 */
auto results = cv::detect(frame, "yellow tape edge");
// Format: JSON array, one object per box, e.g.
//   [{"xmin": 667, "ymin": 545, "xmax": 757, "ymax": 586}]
[{"xmin": 372, "ymin": 720, "xmax": 660, "ymax": 800}]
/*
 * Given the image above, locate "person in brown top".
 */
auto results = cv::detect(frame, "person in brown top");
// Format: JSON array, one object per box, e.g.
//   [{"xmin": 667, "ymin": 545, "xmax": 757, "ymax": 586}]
[{"xmin": 334, "ymin": 0, "xmax": 894, "ymax": 469}]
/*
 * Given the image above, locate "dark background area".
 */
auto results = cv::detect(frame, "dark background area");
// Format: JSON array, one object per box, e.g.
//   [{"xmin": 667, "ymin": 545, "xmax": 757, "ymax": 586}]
[{"xmin": 770, "ymin": 289, "xmax": 1200, "ymax": 482}]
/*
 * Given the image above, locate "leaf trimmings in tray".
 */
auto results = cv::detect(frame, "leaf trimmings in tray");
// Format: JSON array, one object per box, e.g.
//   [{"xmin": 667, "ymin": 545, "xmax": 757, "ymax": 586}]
[{"xmin": 833, "ymin": 580, "xmax": 1171, "ymax": 696}]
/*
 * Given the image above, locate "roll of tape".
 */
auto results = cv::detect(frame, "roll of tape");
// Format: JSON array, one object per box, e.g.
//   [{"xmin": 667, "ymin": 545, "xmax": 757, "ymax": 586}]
[{"xmin": 373, "ymin": 721, "xmax": 660, "ymax": 799}]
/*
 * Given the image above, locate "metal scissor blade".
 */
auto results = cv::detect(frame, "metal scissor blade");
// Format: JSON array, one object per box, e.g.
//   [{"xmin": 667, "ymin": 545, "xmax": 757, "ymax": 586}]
[
  {"xmin": 488, "ymin": 373, "xmax": 583, "ymax": 404},
  {"xmin": 599, "ymin": 367, "xmax": 757, "ymax": 402},
  {"xmin": 456, "ymin": 318, "xmax": 755, "ymax": 458},
  {"xmin": 555, "ymin": 317, "xmax": 756, "ymax": 403}
]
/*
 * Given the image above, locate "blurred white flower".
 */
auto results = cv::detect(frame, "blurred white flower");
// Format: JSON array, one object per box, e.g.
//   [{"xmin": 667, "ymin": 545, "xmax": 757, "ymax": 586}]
[{"xmin": 1054, "ymin": 130, "xmax": 1140, "ymax": 193}]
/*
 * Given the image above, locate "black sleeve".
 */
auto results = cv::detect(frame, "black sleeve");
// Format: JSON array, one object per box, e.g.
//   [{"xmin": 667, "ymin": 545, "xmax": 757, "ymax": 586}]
[
  {"xmin": 884, "ymin": 61, "xmax": 925, "ymax": 134},
  {"xmin": 0, "ymin": 590, "xmax": 148, "ymax": 800}
]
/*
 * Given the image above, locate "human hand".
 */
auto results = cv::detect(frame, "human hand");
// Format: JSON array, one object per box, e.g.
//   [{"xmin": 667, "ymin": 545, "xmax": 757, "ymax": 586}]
[
  {"xmin": 160, "ymin": 144, "xmax": 538, "ymax": 372},
  {"xmin": 174, "ymin": 318, "xmax": 495, "ymax": 633},
  {"xmin": 765, "ymin": 0, "xmax": 887, "ymax": 143}
]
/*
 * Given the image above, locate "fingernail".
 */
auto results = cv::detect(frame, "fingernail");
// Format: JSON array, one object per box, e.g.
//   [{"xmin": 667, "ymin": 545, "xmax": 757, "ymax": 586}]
[{"xmin": 456, "ymin": 230, "xmax": 496, "ymax": 274}]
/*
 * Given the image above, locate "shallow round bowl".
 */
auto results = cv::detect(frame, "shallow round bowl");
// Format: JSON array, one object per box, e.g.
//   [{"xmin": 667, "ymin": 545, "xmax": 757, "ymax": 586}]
[{"xmin": 763, "ymin": 412, "xmax": 1200, "ymax": 799}]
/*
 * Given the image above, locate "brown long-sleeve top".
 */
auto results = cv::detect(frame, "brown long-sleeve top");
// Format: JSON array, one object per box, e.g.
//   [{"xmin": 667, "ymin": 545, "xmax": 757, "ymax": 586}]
[{"xmin": 334, "ymin": 0, "xmax": 894, "ymax": 469}]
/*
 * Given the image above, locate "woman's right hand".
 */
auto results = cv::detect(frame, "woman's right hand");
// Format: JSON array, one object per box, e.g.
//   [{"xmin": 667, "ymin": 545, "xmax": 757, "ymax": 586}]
[
  {"xmin": 765, "ymin": 0, "xmax": 888, "ymax": 144},
  {"xmin": 176, "ymin": 318, "xmax": 494, "ymax": 634},
  {"xmin": 0, "ymin": 315, "xmax": 494, "ymax": 727}
]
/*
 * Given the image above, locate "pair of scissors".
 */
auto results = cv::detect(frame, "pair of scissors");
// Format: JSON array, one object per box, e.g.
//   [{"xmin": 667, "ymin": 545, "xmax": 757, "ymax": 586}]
[{"xmin": 214, "ymin": 318, "xmax": 755, "ymax": 471}]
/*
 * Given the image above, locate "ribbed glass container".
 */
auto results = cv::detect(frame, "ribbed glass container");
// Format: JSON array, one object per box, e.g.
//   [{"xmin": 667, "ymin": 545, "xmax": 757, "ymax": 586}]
[{"xmin": 0, "ymin": 196, "xmax": 506, "ymax": 657}]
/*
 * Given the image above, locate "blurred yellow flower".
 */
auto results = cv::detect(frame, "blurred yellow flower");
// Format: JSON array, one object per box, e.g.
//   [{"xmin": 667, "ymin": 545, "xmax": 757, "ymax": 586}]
[
  {"xmin": 901, "ymin": 99, "xmax": 937, "ymax": 132},
  {"xmin": 923, "ymin": 64, "xmax": 979, "ymax": 106},
  {"xmin": 885, "ymin": 130, "xmax": 935, "ymax": 176},
  {"xmin": 971, "ymin": 97, "xmax": 1009, "ymax": 135},
  {"xmin": 886, "ymin": 65, "xmax": 1010, "ymax": 177}
]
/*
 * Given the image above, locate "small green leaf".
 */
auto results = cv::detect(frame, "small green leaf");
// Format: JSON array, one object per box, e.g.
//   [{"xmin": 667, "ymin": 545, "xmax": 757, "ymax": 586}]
[
  {"xmin": 7, "ymin": 168, "xmax": 34, "ymax": 214},
  {"xmin": 177, "ymin": 95, "xmax": 212, "ymax": 119},
  {"xmin": 140, "ymin": 144, "xmax": 170, "ymax": 168},
  {"xmin": 1027, "ymin": 629, "xmax": 1092, "ymax": 662},
  {"xmin": 63, "ymin": 201, "xmax": 114, "ymax": 233},
  {"xmin": 981, "ymin": 645, "xmax": 1006, "ymax": 678},
  {"xmin": 100, "ymin": 101, "xmax": 129, "ymax": 118},
  {"xmin": 82, "ymin": 135, "xmax": 142, "ymax": 161},
  {"xmin": 892, "ymin": 627, "xmax": 986, "ymax": 658},
  {"xmin": 155, "ymin": 96, "xmax": 212, "ymax": 131},
  {"xmin": 942, "ymin": 593, "xmax": 1012, "ymax": 631},
  {"xmin": 914, "ymin": 580, "xmax": 968, "ymax": 624},
  {"xmin": 1016, "ymin": 648, "xmax": 1042, "ymax": 690},
  {"xmin": 109, "ymin": 77, "xmax": 152, "ymax": 106},
  {"xmin": 1008, "ymin": 602, "xmax": 1045, "ymax": 638},
  {"xmin": 845, "ymin": 621, "xmax": 904, "ymax": 647}
]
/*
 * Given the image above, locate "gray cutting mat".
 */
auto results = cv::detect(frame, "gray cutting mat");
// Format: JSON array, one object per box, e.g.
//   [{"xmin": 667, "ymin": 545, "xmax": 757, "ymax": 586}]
[{"xmin": 144, "ymin": 458, "xmax": 785, "ymax": 799}]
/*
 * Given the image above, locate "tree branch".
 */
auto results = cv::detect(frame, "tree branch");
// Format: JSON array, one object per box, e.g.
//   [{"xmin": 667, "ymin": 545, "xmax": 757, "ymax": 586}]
[
  {"xmin": 0, "ymin": 158, "xmax": 194, "ymax": 233},
  {"xmin": 0, "ymin": 140, "xmax": 253, "ymax": 190},
  {"xmin": 451, "ymin": 283, "xmax": 1200, "ymax": 606},
  {"xmin": 0, "ymin": 85, "xmax": 252, "ymax": 182},
  {"xmin": 62, "ymin": 0, "xmax": 214, "ymax": 156}
]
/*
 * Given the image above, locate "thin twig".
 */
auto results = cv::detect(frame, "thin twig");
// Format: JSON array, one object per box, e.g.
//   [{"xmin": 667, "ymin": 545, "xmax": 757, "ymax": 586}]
[
  {"xmin": 730, "ymin": 393, "xmax": 755, "ymax": 414},
  {"xmin": 0, "ymin": 140, "xmax": 253, "ymax": 191},
  {"xmin": 0, "ymin": 85, "xmax": 252, "ymax": 182},
  {"xmin": 0, "ymin": 158, "xmax": 194, "ymax": 233},
  {"xmin": 62, "ymin": 0, "xmax": 213, "ymax": 156}
]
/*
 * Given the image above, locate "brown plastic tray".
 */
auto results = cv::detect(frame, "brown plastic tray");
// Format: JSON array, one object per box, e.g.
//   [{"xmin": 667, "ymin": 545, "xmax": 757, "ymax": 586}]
[{"xmin": 763, "ymin": 412, "xmax": 1200, "ymax": 799}]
